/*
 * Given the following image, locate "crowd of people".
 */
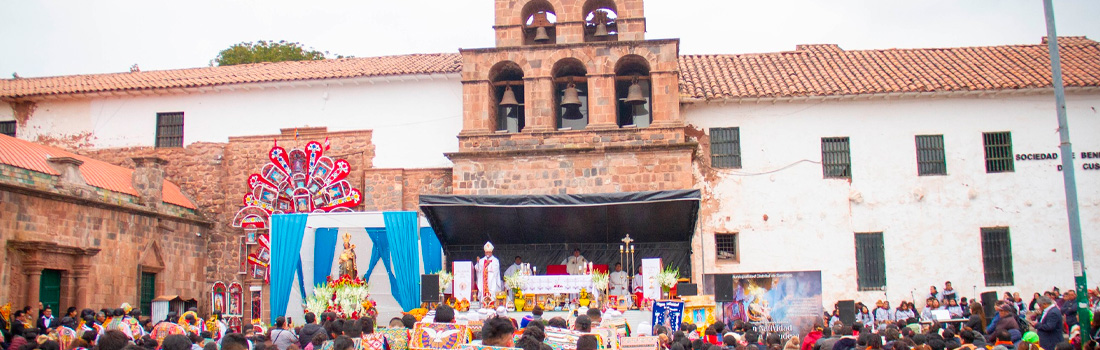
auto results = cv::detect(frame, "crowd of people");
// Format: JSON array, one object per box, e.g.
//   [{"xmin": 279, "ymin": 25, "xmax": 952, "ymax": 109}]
[{"xmin": 2, "ymin": 284, "xmax": 1098, "ymax": 350}]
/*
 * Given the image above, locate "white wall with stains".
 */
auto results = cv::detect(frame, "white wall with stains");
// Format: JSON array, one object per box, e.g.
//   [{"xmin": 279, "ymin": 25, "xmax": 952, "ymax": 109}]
[
  {"xmin": 685, "ymin": 91, "xmax": 1100, "ymax": 306},
  {"xmin": 4, "ymin": 74, "xmax": 463, "ymax": 168}
]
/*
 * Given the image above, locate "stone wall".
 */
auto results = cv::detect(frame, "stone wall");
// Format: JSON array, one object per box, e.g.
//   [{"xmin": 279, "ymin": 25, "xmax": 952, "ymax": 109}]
[{"xmin": 361, "ymin": 168, "xmax": 453, "ymax": 212}]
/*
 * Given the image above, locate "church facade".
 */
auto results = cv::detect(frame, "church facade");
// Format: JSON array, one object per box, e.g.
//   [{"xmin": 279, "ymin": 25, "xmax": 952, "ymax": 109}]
[{"xmin": 2, "ymin": 0, "xmax": 1099, "ymax": 316}]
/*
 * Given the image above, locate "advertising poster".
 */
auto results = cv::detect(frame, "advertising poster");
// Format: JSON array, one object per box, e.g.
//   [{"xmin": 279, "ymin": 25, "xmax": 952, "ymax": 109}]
[
  {"xmin": 453, "ymin": 261, "xmax": 473, "ymax": 302},
  {"xmin": 715, "ymin": 271, "xmax": 822, "ymax": 340}
]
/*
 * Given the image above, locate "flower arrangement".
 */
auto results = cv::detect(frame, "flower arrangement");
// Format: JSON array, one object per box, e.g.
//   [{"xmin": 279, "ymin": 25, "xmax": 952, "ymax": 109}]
[
  {"xmin": 437, "ymin": 272, "xmax": 453, "ymax": 293},
  {"xmin": 504, "ymin": 270, "xmax": 528, "ymax": 291},
  {"xmin": 590, "ymin": 271, "xmax": 610, "ymax": 291},
  {"xmin": 303, "ymin": 275, "xmax": 378, "ymax": 319},
  {"xmin": 655, "ymin": 266, "xmax": 679, "ymax": 288}
]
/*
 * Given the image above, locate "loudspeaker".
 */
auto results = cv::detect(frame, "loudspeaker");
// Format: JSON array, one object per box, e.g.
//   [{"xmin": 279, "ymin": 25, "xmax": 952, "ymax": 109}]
[
  {"xmin": 421, "ymin": 274, "xmax": 439, "ymax": 302},
  {"xmin": 981, "ymin": 291, "xmax": 998, "ymax": 319},
  {"xmin": 677, "ymin": 283, "xmax": 698, "ymax": 296},
  {"xmin": 838, "ymin": 300, "xmax": 856, "ymax": 326},
  {"xmin": 714, "ymin": 275, "xmax": 734, "ymax": 302}
]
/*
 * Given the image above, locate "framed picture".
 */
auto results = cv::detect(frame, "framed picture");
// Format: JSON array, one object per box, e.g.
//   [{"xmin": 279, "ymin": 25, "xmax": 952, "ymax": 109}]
[
  {"xmin": 246, "ymin": 230, "xmax": 258, "ymax": 244},
  {"xmin": 523, "ymin": 295, "xmax": 536, "ymax": 311}
]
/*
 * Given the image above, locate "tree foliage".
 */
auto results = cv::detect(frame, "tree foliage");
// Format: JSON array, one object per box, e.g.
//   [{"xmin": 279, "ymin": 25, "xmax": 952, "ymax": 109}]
[{"xmin": 213, "ymin": 40, "xmax": 342, "ymax": 66}]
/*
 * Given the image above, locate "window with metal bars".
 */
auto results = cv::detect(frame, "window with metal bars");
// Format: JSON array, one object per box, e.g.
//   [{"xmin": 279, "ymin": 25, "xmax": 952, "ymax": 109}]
[
  {"xmin": 140, "ymin": 272, "xmax": 157, "ymax": 316},
  {"xmin": 155, "ymin": 112, "xmax": 184, "ymax": 148},
  {"xmin": 0, "ymin": 121, "xmax": 15, "ymax": 137},
  {"xmin": 915, "ymin": 135, "xmax": 947, "ymax": 175},
  {"xmin": 981, "ymin": 227, "xmax": 1014, "ymax": 286},
  {"xmin": 854, "ymin": 232, "xmax": 886, "ymax": 290},
  {"xmin": 821, "ymin": 137, "xmax": 851, "ymax": 179},
  {"xmin": 710, "ymin": 127, "xmax": 742, "ymax": 169},
  {"xmin": 983, "ymin": 132, "xmax": 1014, "ymax": 173},
  {"xmin": 715, "ymin": 233, "xmax": 738, "ymax": 261}
]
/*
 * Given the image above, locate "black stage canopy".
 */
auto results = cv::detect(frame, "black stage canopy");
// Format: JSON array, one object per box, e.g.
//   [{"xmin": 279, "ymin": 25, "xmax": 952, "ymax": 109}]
[{"xmin": 419, "ymin": 189, "xmax": 700, "ymax": 275}]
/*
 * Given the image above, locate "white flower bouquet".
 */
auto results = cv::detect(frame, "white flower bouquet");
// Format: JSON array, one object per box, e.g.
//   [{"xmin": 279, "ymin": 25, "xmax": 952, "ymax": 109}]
[
  {"xmin": 438, "ymin": 271, "xmax": 453, "ymax": 293},
  {"xmin": 504, "ymin": 270, "xmax": 528, "ymax": 291},
  {"xmin": 655, "ymin": 266, "xmax": 679, "ymax": 288},
  {"xmin": 590, "ymin": 271, "xmax": 610, "ymax": 291}
]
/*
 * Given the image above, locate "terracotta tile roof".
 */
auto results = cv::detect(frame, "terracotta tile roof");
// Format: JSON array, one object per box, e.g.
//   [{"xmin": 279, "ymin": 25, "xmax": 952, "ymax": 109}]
[
  {"xmin": 0, "ymin": 134, "xmax": 196, "ymax": 209},
  {"xmin": 0, "ymin": 53, "xmax": 462, "ymax": 99},
  {"xmin": 678, "ymin": 37, "xmax": 1100, "ymax": 100}
]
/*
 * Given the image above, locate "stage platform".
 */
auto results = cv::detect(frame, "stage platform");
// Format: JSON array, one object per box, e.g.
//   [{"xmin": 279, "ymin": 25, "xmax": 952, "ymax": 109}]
[{"xmin": 490, "ymin": 309, "xmax": 654, "ymax": 330}]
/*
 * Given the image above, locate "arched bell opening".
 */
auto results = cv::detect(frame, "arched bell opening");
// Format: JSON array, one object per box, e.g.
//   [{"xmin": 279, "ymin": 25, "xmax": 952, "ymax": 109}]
[
  {"xmin": 552, "ymin": 58, "xmax": 589, "ymax": 130},
  {"xmin": 522, "ymin": 1, "xmax": 558, "ymax": 45},
  {"xmin": 489, "ymin": 61, "xmax": 526, "ymax": 133},
  {"xmin": 582, "ymin": 0, "xmax": 618, "ymax": 43},
  {"xmin": 614, "ymin": 54, "xmax": 651, "ymax": 128}
]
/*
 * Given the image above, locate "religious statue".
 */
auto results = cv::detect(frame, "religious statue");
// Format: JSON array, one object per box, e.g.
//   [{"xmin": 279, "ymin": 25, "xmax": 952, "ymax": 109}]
[{"xmin": 338, "ymin": 233, "xmax": 358, "ymax": 277}]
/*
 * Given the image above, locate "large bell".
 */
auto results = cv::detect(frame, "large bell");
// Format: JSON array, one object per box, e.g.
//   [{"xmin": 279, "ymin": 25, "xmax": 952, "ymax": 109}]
[
  {"xmin": 594, "ymin": 22, "xmax": 609, "ymax": 37},
  {"xmin": 534, "ymin": 27, "xmax": 551, "ymax": 42},
  {"xmin": 499, "ymin": 86, "xmax": 519, "ymax": 108},
  {"xmin": 561, "ymin": 84, "xmax": 582, "ymax": 108},
  {"xmin": 623, "ymin": 81, "xmax": 647, "ymax": 105}
]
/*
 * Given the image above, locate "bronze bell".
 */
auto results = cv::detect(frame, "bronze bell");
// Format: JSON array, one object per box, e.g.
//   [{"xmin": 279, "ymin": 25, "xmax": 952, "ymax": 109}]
[
  {"xmin": 534, "ymin": 27, "xmax": 551, "ymax": 42},
  {"xmin": 623, "ymin": 81, "xmax": 647, "ymax": 105},
  {"xmin": 561, "ymin": 84, "xmax": 582, "ymax": 108},
  {"xmin": 594, "ymin": 22, "xmax": 609, "ymax": 37},
  {"xmin": 499, "ymin": 86, "xmax": 519, "ymax": 108}
]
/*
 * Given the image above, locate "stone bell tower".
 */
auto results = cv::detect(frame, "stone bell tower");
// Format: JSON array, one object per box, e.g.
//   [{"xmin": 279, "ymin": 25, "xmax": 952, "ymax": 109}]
[{"xmin": 450, "ymin": 0, "xmax": 693, "ymax": 196}]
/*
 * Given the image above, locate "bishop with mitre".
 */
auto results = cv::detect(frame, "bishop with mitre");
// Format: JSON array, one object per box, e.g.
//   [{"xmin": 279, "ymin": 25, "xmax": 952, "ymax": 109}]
[{"xmin": 473, "ymin": 241, "xmax": 502, "ymax": 303}]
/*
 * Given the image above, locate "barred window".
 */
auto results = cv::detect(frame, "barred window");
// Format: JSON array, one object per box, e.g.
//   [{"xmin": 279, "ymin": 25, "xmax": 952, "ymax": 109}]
[
  {"xmin": 915, "ymin": 134, "xmax": 947, "ymax": 175},
  {"xmin": 854, "ymin": 232, "xmax": 886, "ymax": 290},
  {"xmin": 983, "ymin": 132, "xmax": 1014, "ymax": 173},
  {"xmin": 821, "ymin": 137, "xmax": 851, "ymax": 179},
  {"xmin": 981, "ymin": 227, "xmax": 1014, "ymax": 286},
  {"xmin": 0, "ymin": 121, "xmax": 15, "ymax": 137},
  {"xmin": 155, "ymin": 112, "xmax": 184, "ymax": 148},
  {"xmin": 715, "ymin": 233, "xmax": 738, "ymax": 262},
  {"xmin": 710, "ymin": 127, "xmax": 742, "ymax": 169}
]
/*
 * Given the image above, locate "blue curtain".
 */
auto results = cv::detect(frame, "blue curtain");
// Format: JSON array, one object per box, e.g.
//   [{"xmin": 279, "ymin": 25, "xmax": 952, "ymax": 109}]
[
  {"xmin": 313, "ymin": 228, "xmax": 339, "ymax": 285},
  {"xmin": 364, "ymin": 228, "xmax": 398, "ymax": 294},
  {"xmin": 420, "ymin": 227, "xmax": 443, "ymax": 273},
  {"xmin": 384, "ymin": 211, "xmax": 421, "ymax": 311},
  {"xmin": 296, "ymin": 260, "xmax": 306, "ymax": 302},
  {"xmin": 269, "ymin": 213, "xmax": 308, "ymax": 325}
]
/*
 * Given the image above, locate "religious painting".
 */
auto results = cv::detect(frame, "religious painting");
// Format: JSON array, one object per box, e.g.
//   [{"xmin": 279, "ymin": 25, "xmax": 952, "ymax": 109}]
[
  {"xmin": 410, "ymin": 322, "xmax": 469, "ymax": 350},
  {"xmin": 651, "ymin": 300, "xmax": 685, "ymax": 332},
  {"xmin": 211, "ymin": 282, "xmax": 228, "ymax": 314},
  {"xmin": 715, "ymin": 271, "xmax": 823, "ymax": 340},
  {"xmin": 228, "ymin": 283, "xmax": 244, "ymax": 316}
]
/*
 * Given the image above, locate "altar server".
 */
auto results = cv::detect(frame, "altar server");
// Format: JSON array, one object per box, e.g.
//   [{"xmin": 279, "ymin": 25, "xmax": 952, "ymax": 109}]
[
  {"xmin": 610, "ymin": 263, "xmax": 630, "ymax": 297},
  {"xmin": 474, "ymin": 242, "xmax": 502, "ymax": 302},
  {"xmin": 632, "ymin": 265, "xmax": 644, "ymax": 307},
  {"xmin": 562, "ymin": 249, "xmax": 588, "ymax": 275}
]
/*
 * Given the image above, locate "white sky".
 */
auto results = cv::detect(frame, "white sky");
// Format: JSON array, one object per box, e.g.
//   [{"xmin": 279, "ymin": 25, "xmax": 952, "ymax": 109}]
[{"xmin": 2, "ymin": 0, "xmax": 1098, "ymax": 78}]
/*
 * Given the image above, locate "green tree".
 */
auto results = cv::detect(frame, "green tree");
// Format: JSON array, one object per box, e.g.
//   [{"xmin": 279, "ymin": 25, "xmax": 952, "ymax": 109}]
[{"xmin": 213, "ymin": 40, "xmax": 342, "ymax": 66}]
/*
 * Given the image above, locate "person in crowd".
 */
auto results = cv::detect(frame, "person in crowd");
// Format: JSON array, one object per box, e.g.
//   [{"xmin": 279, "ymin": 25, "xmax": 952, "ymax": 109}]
[
  {"xmin": 1059, "ymin": 290, "xmax": 1078, "ymax": 329},
  {"xmin": 874, "ymin": 301, "xmax": 894, "ymax": 329},
  {"xmin": 987, "ymin": 304, "xmax": 1019, "ymax": 342},
  {"xmin": 268, "ymin": 317, "xmax": 297, "ymax": 350},
  {"xmin": 358, "ymin": 318, "xmax": 386, "ymax": 350},
  {"xmin": 297, "ymin": 313, "xmax": 323, "ymax": 350},
  {"xmin": 546, "ymin": 317, "xmax": 567, "ymax": 329},
  {"xmin": 965, "ymin": 301, "xmax": 987, "ymax": 335},
  {"xmin": 480, "ymin": 317, "xmax": 515, "ymax": 348},
  {"xmin": 515, "ymin": 325, "xmax": 545, "ymax": 350},
  {"xmin": 855, "ymin": 304, "xmax": 873, "ymax": 330},
  {"xmin": 1028, "ymin": 293, "xmax": 1042, "ymax": 313},
  {"xmin": 38, "ymin": 308, "xmax": 55, "ymax": 335},
  {"xmin": 99, "ymin": 330, "xmax": 132, "ymax": 350},
  {"xmin": 830, "ymin": 325, "xmax": 857, "ymax": 350},
  {"xmin": 745, "ymin": 332, "xmax": 766, "ymax": 350},
  {"xmin": 576, "ymin": 334, "xmax": 599, "ymax": 350},
  {"xmin": 942, "ymin": 282, "xmax": 956, "ymax": 301},
  {"xmin": 585, "ymin": 308, "xmax": 602, "ymax": 327},
  {"xmin": 11, "ymin": 311, "xmax": 29, "ymax": 344},
  {"xmin": 945, "ymin": 299, "xmax": 964, "ymax": 319},
  {"xmin": 563, "ymin": 249, "xmax": 588, "ymax": 276},
  {"xmin": 1012, "ymin": 293, "xmax": 1025, "ymax": 313},
  {"xmin": 920, "ymin": 298, "xmax": 939, "ymax": 322},
  {"xmin": 520, "ymin": 306, "xmax": 543, "ymax": 328},
  {"xmin": 928, "ymin": 287, "xmax": 941, "ymax": 302},
  {"xmin": 801, "ymin": 321, "xmax": 824, "ymax": 350},
  {"xmin": 815, "ymin": 324, "xmax": 843, "ymax": 350},
  {"xmin": 331, "ymin": 336, "xmax": 353, "ymax": 350},
  {"xmin": 896, "ymin": 302, "xmax": 916, "ymax": 321},
  {"xmin": 610, "ymin": 263, "xmax": 630, "ymax": 299},
  {"xmin": 959, "ymin": 298, "xmax": 972, "ymax": 318},
  {"xmin": 432, "ymin": 305, "xmax": 455, "ymax": 323},
  {"xmin": 1028, "ymin": 296, "xmax": 1062, "ymax": 350},
  {"xmin": 386, "ymin": 318, "xmax": 401, "ymax": 328},
  {"xmin": 305, "ymin": 333, "xmax": 325, "ymax": 350},
  {"xmin": 573, "ymin": 316, "xmax": 592, "ymax": 333}
]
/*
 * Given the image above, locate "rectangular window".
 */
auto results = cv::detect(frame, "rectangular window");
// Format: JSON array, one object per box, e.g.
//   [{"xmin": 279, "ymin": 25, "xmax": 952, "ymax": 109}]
[
  {"xmin": 715, "ymin": 233, "xmax": 738, "ymax": 262},
  {"xmin": 710, "ymin": 127, "xmax": 742, "ymax": 169},
  {"xmin": 140, "ymin": 272, "xmax": 157, "ymax": 316},
  {"xmin": 155, "ymin": 112, "xmax": 184, "ymax": 148},
  {"xmin": 854, "ymin": 232, "xmax": 886, "ymax": 290},
  {"xmin": 821, "ymin": 137, "xmax": 851, "ymax": 179},
  {"xmin": 983, "ymin": 132, "xmax": 1014, "ymax": 173},
  {"xmin": 981, "ymin": 227, "xmax": 1014, "ymax": 286},
  {"xmin": 0, "ymin": 121, "xmax": 15, "ymax": 137},
  {"xmin": 915, "ymin": 134, "xmax": 947, "ymax": 175}
]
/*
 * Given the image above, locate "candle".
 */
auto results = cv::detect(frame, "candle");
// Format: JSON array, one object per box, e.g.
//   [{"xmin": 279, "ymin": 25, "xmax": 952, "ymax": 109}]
[{"xmin": 620, "ymin": 245, "xmax": 624, "ymax": 252}]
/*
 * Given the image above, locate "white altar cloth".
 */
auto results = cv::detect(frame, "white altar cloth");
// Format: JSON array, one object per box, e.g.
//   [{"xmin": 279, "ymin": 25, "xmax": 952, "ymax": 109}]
[{"xmin": 522, "ymin": 275, "xmax": 599, "ymax": 297}]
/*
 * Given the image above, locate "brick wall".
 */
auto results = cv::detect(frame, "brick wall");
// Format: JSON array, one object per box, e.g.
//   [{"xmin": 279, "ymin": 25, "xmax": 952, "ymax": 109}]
[{"xmin": 362, "ymin": 168, "xmax": 453, "ymax": 212}]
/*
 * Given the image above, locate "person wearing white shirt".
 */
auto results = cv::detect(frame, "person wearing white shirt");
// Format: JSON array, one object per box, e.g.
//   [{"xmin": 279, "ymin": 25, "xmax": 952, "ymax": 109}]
[
  {"xmin": 609, "ymin": 263, "xmax": 629, "ymax": 297},
  {"xmin": 474, "ymin": 241, "xmax": 502, "ymax": 303},
  {"xmin": 562, "ymin": 249, "xmax": 588, "ymax": 275},
  {"xmin": 503, "ymin": 256, "xmax": 523, "ymax": 278}
]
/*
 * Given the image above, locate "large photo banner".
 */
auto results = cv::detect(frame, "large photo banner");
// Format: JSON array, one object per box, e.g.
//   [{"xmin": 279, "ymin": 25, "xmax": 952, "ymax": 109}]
[{"xmin": 714, "ymin": 271, "xmax": 822, "ymax": 340}]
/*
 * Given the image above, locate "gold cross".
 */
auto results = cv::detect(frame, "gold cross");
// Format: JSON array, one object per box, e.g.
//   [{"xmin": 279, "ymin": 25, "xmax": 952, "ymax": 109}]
[{"xmin": 621, "ymin": 234, "xmax": 634, "ymax": 246}]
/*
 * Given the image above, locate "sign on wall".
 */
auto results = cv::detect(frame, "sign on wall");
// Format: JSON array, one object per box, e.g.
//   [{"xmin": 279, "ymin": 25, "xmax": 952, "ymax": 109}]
[{"xmin": 715, "ymin": 271, "xmax": 823, "ymax": 340}]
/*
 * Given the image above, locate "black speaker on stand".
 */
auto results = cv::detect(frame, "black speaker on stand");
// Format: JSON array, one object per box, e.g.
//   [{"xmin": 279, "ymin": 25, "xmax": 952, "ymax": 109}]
[
  {"xmin": 981, "ymin": 291, "xmax": 998, "ymax": 319},
  {"xmin": 421, "ymin": 274, "xmax": 440, "ymax": 303},
  {"xmin": 837, "ymin": 300, "xmax": 856, "ymax": 326},
  {"xmin": 714, "ymin": 275, "xmax": 734, "ymax": 302}
]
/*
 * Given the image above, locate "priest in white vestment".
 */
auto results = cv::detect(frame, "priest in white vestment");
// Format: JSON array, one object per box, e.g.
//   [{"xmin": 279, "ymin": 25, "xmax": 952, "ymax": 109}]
[
  {"xmin": 609, "ymin": 263, "xmax": 629, "ymax": 297},
  {"xmin": 562, "ymin": 249, "xmax": 588, "ymax": 275},
  {"xmin": 503, "ymin": 256, "xmax": 523, "ymax": 278},
  {"xmin": 474, "ymin": 242, "xmax": 502, "ymax": 303}
]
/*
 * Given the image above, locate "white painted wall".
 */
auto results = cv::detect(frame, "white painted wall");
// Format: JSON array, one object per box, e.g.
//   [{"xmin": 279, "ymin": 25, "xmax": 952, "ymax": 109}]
[
  {"xmin": 8, "ymin": 74, "xmax": 463, "ymax": 168},
  {"xmin": 685, "ymin": 92, "xmax": 1100, "ymax": 306}
]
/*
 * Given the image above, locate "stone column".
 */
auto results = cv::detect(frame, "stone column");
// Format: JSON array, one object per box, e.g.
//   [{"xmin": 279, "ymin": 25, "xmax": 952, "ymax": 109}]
[
  {"xmin": 586, "ymin": 74, "xmax": 619, "ymax": 129},
  {"xmin": 131, "ymin": 157, "xmax": 168, "ymax": 208},
  {"xmin": 72, "ymin": 251, "xmax": 98, "ymax": 309},
  {"xmin": 523, "ymin": 76, "xmax": 555, "ymax": 132},
  {"xmin": 24, "ymin": 266, "xmax": 42, "ymax": 316},
  {"xmin": 647, "ymin": 71, "xmax": 682, "ymax": 128}
]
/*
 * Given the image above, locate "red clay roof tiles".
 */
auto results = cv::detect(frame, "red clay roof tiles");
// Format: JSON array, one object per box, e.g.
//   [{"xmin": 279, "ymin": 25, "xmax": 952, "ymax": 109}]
[{"xmin": 0, "ymin": 134, "xmax": 196, "ymax": 209}]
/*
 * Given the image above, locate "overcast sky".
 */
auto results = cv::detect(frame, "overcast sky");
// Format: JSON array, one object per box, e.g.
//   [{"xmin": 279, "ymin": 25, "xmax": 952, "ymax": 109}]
[{"xmin": 2, "ymin": 0, "xmax": 1098, "ymax": 78}]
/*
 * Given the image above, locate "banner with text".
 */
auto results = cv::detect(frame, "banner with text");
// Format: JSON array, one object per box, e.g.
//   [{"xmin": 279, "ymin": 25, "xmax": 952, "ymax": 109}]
[
  {"xmin": 641, "ymin": 258, "xmax": 662, "ymax": 301},
  {"xmin": 453, "ymin": 261, "xmax": 472, "ymax": 302},
  {"xmin": 714, "ymin": 271, "xmax": 823, "ymax": 340}
]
